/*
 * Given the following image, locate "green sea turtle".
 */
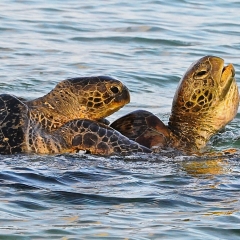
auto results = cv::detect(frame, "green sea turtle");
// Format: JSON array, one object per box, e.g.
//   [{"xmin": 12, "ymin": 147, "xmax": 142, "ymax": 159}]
[
  {"xmin": 0, "ymin": 76, "xmax": 151, "ymax": 155},
  {"xmin": 110, "ymin": 56, "xmax": 239, "ymax": 154}
]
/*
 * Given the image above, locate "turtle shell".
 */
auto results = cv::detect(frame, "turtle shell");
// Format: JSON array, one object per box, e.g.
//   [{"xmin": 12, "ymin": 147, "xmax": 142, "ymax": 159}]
[{"xmin": 0, "ymin": 94, "xmax": 27, "ymax": 154}]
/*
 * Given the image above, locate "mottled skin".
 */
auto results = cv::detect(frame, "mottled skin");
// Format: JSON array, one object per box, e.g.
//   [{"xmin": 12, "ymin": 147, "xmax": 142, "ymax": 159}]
[
  {"xmin": 0, "ymin": 76, "xmax": 150, "ymax": 155},
  {"xmin": 111, "ymin": 56, "xmax": 239, "ymax": 154}
]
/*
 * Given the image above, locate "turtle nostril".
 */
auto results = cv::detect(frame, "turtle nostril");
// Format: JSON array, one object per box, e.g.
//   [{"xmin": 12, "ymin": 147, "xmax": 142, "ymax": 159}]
[{"xmin": 110, "ymin": 86, "xmax": 119, "ymax": 94}]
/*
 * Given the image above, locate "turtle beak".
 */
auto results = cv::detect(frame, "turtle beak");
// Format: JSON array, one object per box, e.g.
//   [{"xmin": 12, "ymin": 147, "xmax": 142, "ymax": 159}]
[
  {"xmin": 107, "ymin": 84, "xmax": 130, "ymax": 114},
  {"xmin": 222, "ymin": 63, "xmax": 235, "ymax": 77},
  {"xmin": 115, "ymin": 85, "xmax": 130, "ymax": 104},
  {"xmin": 219, "ymin": 63, "xmax": 235, "ymax": 100}
]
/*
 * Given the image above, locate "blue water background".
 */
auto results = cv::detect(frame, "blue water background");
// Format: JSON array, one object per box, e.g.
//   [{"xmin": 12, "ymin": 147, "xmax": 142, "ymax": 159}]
[{"xmin": 0, "ymin": 0, "xmax": 240, "ymax": 239}]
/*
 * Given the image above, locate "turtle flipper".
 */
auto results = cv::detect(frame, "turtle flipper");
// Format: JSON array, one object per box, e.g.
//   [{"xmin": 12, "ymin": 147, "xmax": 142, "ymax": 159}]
[
  {"xmin": 110, "ymin": 110, "xmax": 171, "ymax": 150},
  {"xmin": 60, "ymin": 119, "xmax": 152, "ymax": 155},
  {"xmin": 28, "ymin": 119, "xmax": 151, "ymax": 155}
]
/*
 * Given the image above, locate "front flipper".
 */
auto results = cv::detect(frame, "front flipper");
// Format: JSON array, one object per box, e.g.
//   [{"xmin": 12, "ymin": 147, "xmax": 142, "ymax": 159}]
[
  {"xmin": 58, "ymin": 120, "xmax": 151, "ymax": 155},
  {"xmin": 110, "ymin": 110, "xmax": 171, "ymax": 150}
]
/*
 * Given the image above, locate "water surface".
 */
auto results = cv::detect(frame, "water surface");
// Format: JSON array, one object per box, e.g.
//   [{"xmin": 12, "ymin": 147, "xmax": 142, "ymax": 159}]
[{"xmin": 0, "ymin": 1, "xmax": 240, "ymax": 239}]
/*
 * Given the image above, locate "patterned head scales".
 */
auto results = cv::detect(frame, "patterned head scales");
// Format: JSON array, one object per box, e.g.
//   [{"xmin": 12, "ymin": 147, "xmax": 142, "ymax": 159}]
[
  {"xmin": 47, "ymin": 76, "xmax": 130, "ymax": 120},
  {"xmin": 171, "ymin": 56, "xmax": 238, "ymax": 121}
]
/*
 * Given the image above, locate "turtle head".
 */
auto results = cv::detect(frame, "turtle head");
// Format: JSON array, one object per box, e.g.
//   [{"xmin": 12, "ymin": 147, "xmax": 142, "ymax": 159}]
[
  {"xmin": 169, "ymin": 56, "xmax": 239, "ymax": 152},
  {"xmin": 51, "ymin": 76, "xmax": 130, "ymax": 121}
]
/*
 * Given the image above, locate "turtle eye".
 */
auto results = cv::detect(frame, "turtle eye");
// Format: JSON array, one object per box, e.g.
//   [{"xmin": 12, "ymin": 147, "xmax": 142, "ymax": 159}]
[
  {"xmin": 110, "ymin": 86, "xmax": 120, "ymax": 94},
  {"xmin": 194, "ymin": 62, "xmax": 211, "ymax": 80},
  {"xmin": 195, "ymin": 70, "xmax": 208, "ymax": 77}
]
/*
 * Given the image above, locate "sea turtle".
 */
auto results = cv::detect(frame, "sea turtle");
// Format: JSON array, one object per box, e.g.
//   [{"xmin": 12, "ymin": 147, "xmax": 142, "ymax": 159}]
[
  {"xmin": 0, "ymin": 76, "xmax": 151, "ymax": 155},
  {"xmin": 110, "ymin": 56, "xmax": 239, "ymax": 154}
]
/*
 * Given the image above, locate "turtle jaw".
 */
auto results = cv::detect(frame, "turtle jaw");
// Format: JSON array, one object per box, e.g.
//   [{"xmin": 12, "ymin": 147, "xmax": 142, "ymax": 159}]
[
  {"xmin": 208, "ymin": 56, "xmax": 236, "ymax": 100},
  {"xmin": 213, "ymin": 63, "xmax": 239, "ymax": 130},
  {"xmin": 219, "ymin": 63, "xmax": 236, "ymax": 100},
  {"xmin": 114, "ymin": 84, "xmax": 130, "ymax": 105}
]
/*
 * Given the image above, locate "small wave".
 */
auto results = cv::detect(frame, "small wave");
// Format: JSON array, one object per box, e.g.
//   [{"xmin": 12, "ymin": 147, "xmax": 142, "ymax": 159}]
[{"xmin": 70, "ymin": 36, "xmax": 193, "ymax": 47}]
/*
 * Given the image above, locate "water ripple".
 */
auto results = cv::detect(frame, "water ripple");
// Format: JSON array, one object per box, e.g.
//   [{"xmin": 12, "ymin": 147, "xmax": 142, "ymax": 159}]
[{"xmin": 0, "ymin": 0, "xmax": 240, "ymax": 239}]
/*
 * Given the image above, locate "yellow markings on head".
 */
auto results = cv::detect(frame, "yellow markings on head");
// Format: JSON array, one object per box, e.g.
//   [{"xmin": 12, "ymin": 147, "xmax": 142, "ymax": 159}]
[{"xmin": 44, "ymin": 102, "xmax": 55, "ymax": 109}]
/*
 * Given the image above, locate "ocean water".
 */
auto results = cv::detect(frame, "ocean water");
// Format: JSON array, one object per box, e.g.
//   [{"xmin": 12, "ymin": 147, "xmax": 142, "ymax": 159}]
[{"xmin": 0, "ymin": 0, "xmax": 240, "ymax": 239}]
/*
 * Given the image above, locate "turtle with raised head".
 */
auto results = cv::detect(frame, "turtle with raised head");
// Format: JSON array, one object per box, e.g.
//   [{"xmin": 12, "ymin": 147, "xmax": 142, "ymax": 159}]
[
  {"xmin": 111, "ymin": 56, "xmax": 239, "ymax": 154},
  {"xmin": 0, "ymin": 76, "xmax": 151, "ymax": 155}
]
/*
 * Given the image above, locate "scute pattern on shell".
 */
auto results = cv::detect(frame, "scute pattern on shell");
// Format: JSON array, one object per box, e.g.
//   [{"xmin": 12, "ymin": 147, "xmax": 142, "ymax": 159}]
[{"xmin": 0, "ymin": 94, "xmax": 27, "ymax": 154}]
